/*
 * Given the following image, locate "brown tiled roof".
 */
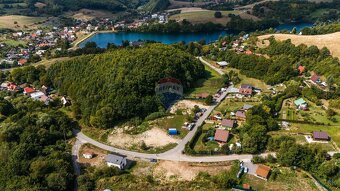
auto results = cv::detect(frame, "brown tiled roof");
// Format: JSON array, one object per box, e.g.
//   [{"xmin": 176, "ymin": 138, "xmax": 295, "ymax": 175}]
[
  {"xmin": 221, "ymin": 119, "xmax": 236, "ymax": 128},
  {"xmin": 256, "ymin": 165, "xmax": 271, "ymax": 179},
  {"xmin": 236, "ymin": 110, "xmax": 246, "ymax": 118},
  {"xmin": 214, "ymin": 129, "xmax": 229, "ymax": 142}
]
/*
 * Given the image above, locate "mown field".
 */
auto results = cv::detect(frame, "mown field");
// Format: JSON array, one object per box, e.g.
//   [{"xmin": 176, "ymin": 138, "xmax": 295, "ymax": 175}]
[
  {"xmin": 258, "ymin": 32, "xmax": 340, "ymax": 58},
  {"xmin": 169, "ymin": 9, "xmax": 259, "ymax": 25},
  {"xmin": 0, "ymin": 15, "xmax": 47, "ymax": 30}
]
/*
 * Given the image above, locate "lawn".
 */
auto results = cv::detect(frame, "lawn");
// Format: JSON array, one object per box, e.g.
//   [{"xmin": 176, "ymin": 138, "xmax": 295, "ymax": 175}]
[
  {"xmin": 0, "ymin": 39, "xmax": 26, "ymax": 46},
  {"xmin": 269, "ymin": 131, "xmax": 336, "ymax": 151},
  {"xmin": 215, "ymin": 99, "xmax": 261, "ymax": 116},
  {"xmin": 289, "ymin": 123, "xmax": 340, "ymax": 148},
  {"xmin": 204, "ymin": 58, "xmax": 269, "ymax": 91},
  {"xmin": 151, "ymin": 114, "xmax": 189, "ymax": 138},
  {"xmin": 186, "ymin": 64, "xmax": 224, "ymax": 97},
  {"xmin": 280, "ymin": 98, "xmax": 340, "ymax": 125},
  {"xmin": 0, "ymin": 15, "xmax": 47, "ymax": 30},
  {"xmin": 243, "ymin": 168, "xmax": 319, "ymax": 191},
  {"xmin": 169, "ymin": 9, "xmax": 259, "ymax": 25},
  {"xmin": 170, "ymin": 10, "xmax": 236, "ymax": 25}
]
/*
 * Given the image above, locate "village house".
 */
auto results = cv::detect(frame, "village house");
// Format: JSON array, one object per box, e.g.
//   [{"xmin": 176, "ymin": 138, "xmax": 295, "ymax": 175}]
[
  {"xmin": 311, "ymin": 74, "xmax": 320, "ymax": 84},
  {"xmin": 245, "ymin": 50, "xmax": 253, "ymax": 55},
  {"xmin": 294, "ymin": 98, "xmax": 308, "ymax": 110},
  {"xmin": 235, "ymin": 110, "xmax": 246, "ymax": 120},
  {"xmin": 216, "ymin": 61, "xmax": 229, "ymax": 68},
  {"xmin": 105, "ymin": 154, "xmax": 127, "ymax": 169},
  {"xmin": 239, "ymin": 84, "xmax": 253, "ymax": 96},
  {"xmin": 255, "ymin": 165, "xmax": 271, "ymax": 180},
  {"xmin": 23, "ymin": 87, "xmax": 35, "ymax": 95},
  {"xmin": 313, "ymin": 131, "xmax": 330, "ymax": 141},
  {"xmin": 242, "ymin": 104, "xmax": 253, "ymax": 111},
  {"xmin": 298, "ymin": 65, "xmax": 305, "ymax": 74},
  {"xmin": 82, "ymin": 152, "xmax": 94, "ymax": 159},
  {"xmin": 214, "ymin": 129, "xmax": 229, "ymax": 143},
  {"xmin": 18, "ymin": 59, "xmax": 28, "ymax": 66},
  {"xmin": 29, "ymin": 91, "xmax": 50, "ymax": 105},
  {"xmin": 221, "ymin": 119, "xmax": 237, "ymax": 129}
]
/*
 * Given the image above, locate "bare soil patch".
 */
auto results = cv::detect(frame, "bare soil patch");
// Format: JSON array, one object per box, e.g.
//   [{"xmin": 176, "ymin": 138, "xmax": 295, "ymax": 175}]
[
  {"xmin": 258, "ymin": 32, "xmax": 340, "ymax": 58},
  {"xmin": 108, "ymin": 127, "xmax": 180, "ymax": 148},
  {"xmin": 79, "ymin": 144, "xmax": 107, "ymax": 167},
  {"xmin": 169, "ymin": 99, "xmax": 208, "ymax": 114},
  {"xmin": 153, "ymin": 161, "xmax": 232, "ymax": 181}
]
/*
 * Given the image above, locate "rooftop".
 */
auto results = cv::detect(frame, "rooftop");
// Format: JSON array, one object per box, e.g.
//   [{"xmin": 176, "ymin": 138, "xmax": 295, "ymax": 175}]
[
  {"xmin": 313, "ymin": 131, "xmax": 329, "ymax": 140},
  {"xmin": 256, "ymin": 165, "xmax": 271, "ymax": 179},
  {"xmin": 294, "ymin": 98, "xmax": 306, "ymax": 106},
  {"xmin": 105, "ymin": 154, "xmax": 126, "ymax": 165},
  {"xmin": 214, "ymin": 129, "xmax": 229, "ymax": 142}
]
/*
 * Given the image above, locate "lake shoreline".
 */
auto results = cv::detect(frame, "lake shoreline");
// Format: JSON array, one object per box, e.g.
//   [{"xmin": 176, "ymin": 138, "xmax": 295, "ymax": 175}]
[{"xmin": 78, "ymin": 23, "xmax": 314, "ymax": 48}]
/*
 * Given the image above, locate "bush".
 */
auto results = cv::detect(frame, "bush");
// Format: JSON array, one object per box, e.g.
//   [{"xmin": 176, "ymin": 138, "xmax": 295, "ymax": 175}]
[
  {"xmin": 145, "ymin": 111, "xmax": 167, "ymax": 121},
  {"xmin": 252, "ymin": 155, "xmax": 266, "ymax": 164},
  {"xmin": 214, "ymin": 11, "xmax": 222, "ymax": 18}
]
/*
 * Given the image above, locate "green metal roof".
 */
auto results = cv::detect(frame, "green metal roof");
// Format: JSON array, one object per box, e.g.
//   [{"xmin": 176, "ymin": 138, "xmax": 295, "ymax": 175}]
[{"xmin": 294, "ymin": 98, "xmax": 306, "ymax": 106}]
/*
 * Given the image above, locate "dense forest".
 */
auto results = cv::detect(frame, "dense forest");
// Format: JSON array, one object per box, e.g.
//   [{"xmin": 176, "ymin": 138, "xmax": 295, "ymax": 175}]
[
  {"xmin": 5, "ymin": 0, "xmax": 148, "ymax": 15},
  {"xmin": 253, "ymin": 0, "xmax": 340, "ymax": 23},
  {"xmin": 0, "ymin": 93, "xmax": 76, "ymax": 190},
  {"xmin": 47, "ymin": 44, "xmax": 205, "ymax": 128}
]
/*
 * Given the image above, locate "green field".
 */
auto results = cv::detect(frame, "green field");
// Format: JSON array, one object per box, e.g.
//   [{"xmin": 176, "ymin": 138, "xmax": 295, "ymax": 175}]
[
  {"xmin": 280, "ymin": 98, "xmax": 340, "ymax": 126},
  {"xmin": 186, "ymin": 65, "xmax": 224, "ymax": 96},
  {"xmin": 243, "ymin": 168, "xmax": 319, "ymax": 191},
  {"xmin": 0, "ymin": 39, "xmax": 26, "ymax": 46},
  {"xmin": 152, "ymin": 115, "xmax": 188, "ymax": 138},
  {"xmin": 170, "ymin": 10, "xmax": 237, "ymax": 25},
  {"xmin": 0, "ymin": 15, "xmax": 47, "ymax": 30}
]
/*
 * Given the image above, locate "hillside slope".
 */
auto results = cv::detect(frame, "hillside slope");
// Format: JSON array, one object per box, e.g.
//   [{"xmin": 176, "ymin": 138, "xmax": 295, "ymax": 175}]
[
  {"xmin": 258, "ymin": 32, "xmax": 340, "ymax": 58},
  {"xmin": 143, "ymin": 0, "xmax": 170, "ymax": 13},
  {"xmin": 47, "ymin": 44, "xmax": 204, "ymax": 128}
]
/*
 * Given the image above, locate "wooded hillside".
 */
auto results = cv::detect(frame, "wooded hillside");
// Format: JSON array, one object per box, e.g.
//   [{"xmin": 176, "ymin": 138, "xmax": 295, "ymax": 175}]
[{"xmin": 47, "ymin": 44, "xmax": 205, "ymax": 128}]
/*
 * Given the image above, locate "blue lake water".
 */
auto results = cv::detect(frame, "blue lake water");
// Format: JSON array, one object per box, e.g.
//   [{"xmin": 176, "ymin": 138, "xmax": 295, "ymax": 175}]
[{"xmin": 80, "ymin": 23, "xmax": 313, "ymax": 48}]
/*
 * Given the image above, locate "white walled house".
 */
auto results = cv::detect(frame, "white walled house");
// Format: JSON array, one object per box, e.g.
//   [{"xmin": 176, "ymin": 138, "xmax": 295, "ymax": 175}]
[{"xmin": 105, "ymin": 154, "xmax": 127, "ymax": 169}]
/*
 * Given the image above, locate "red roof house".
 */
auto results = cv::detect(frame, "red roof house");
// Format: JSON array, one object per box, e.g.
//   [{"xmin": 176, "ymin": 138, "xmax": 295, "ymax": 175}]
[
  {"xmin": 239, "ymin": 84, "xmax": 253, "ymax": 96},
  {"xmin": 256, "ymin": 165, "xmax": 271, "ymax": 180},
  {"xmin": 23, "ymin": 87, "xmax": 35, "ymax": 94},
  {"xmin": 245, "ymin": 50, "xmax": 253, "ymax": 55},
  {"xmin": 18, "ymin": 59, "xmax": 28, "ymax": 66},
  {"xmin": 298, "ymin": 65, "xmax": 305, "ymax": 74},
  {"xmin": 214, "ymin": 129, "xmax": 229, "ymax": 143},
  {"xmin": 7, "ymin": 83, "xmax": 17, "ymax": 91}
]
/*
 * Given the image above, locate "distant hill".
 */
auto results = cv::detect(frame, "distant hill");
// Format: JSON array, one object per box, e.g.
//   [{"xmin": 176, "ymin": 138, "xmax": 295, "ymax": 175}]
[
  {"xmin": 143, "ymin": 0, "xmax": 170, "ymax": 13},
  {"xmin": 16, "ymin": 0, "xmax": 147, "ymax": 15}
]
